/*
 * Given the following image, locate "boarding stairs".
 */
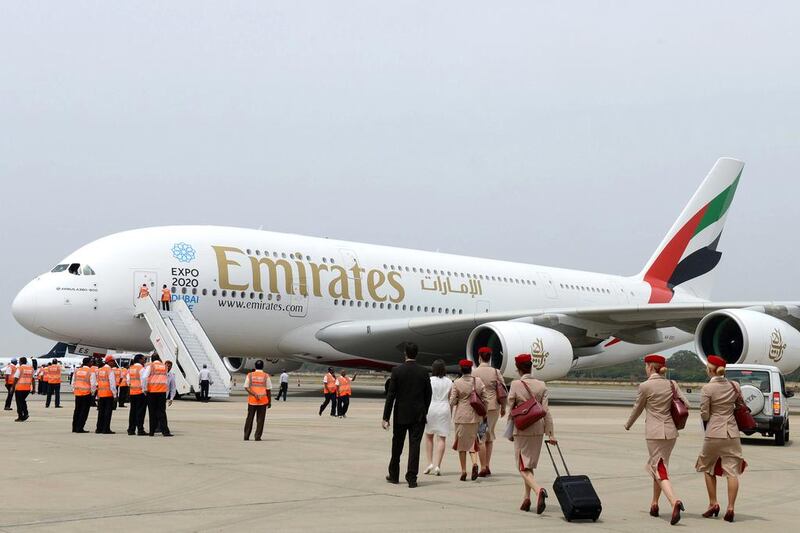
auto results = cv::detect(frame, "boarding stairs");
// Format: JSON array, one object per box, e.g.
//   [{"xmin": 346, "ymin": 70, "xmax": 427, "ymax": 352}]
[{"xmin": 134, "ymin": 297, "xmax": 231, "ymax": 398}]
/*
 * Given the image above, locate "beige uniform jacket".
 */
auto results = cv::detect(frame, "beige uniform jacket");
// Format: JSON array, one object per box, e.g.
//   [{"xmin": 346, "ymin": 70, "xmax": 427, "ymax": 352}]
[
  {"xmin": 700, "ymin": 376, "xmax": 742, "ymax": 439},
  {"xmin": 472, "ymin": 364, "xmax": 505, "ymax": 412},
  {"xmin": 507, "ymin": 376, "xmax": 554, "ymax": 437},
  {"xmin": 449, "ymin": 375, "xmax": 488, "ymax": 424},
  {"xmin": 625, "ymin": 374, "xmax": 689, "ymax": 439}
]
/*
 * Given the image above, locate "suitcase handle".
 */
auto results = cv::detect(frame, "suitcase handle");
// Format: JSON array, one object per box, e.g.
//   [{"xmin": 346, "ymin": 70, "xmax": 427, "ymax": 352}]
[{"xmin": 545, "ymin": 441, "xmax": 570, "ymax": 477}]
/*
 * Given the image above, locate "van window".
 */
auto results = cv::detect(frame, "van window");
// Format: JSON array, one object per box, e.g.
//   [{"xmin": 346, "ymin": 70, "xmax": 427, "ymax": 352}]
[{"xmin": 726, "ymin": 369, "xmax": 771, "ymax": 393}]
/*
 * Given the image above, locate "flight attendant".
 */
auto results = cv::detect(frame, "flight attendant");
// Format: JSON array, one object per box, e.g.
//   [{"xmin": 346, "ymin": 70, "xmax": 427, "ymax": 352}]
[
  {"xmin": 695, "ymin": 355, "xmax": 747, "ymax": 522},
  {"xmin": 472, "ymin": 347, "xmax": 506, "ymax": 477},
  {"xmin": 12, "ymin": 357, "xmax": 34, "ymax": 421},
  {"xmin": 624, "ymin": 354, "xmax": 689, "ymax": 525},
  {"xmin": 507, "ymin": 354, "xmax": 556, "ymax": 514},
  {"xmin": 449, "ymin": 359, "xmax": 488, "ymax": 481},
  {"xmin": 318, "ymin": 367, "xmax": 338, "ymax": 416},
  {"xmin": 160, "ymin": 285, "xmax": 171, "ymax": 311}
]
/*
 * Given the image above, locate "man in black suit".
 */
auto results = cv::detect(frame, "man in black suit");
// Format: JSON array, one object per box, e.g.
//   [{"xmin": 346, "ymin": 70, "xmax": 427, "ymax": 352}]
[{"xmin": 382, "ymin": 342, "xmax": 432, "ymax": 488}]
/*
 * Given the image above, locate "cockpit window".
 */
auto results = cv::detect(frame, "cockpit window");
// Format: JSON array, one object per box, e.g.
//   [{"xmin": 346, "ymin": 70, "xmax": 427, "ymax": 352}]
[
  {"xmin": 51, "ymin": 264, "xmax": 69, "ymax": 273},
  {"xmin": 68, "ymin": 263, "xmax": 81, "ymax": 275},
  {"xmin": 82, "ymin": 265, "xmax": 96, "ymax": 276}
]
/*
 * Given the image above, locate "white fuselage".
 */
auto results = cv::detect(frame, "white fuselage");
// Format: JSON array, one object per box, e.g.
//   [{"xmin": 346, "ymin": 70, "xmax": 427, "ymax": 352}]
[{"xmin": 12, "ymin": 226, "xmax": 693, "ymax": 371}]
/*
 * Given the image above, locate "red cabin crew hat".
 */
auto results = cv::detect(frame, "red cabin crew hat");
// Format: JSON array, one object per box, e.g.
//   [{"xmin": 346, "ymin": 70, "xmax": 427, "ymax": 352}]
[
  {"xmin": 643, "ymin": 354, "xmax": 666, "ymax": 365},
  {"xmin": 458, "ymin": 359, "xmax": 473, "ymax": 368},
  {"xmin": 515, "ymin": 354, "xmax": 532, "ymax": 364},
  {"xmin": 477, "ymin": 347, "xmax": 492, "ymax": 355},
  {"xmin": 707, "ymin": 355, "xmax": 726, "ymax": 368},
  {"xmin": 104, "ymin": 355, "xmax": 114, "ymax": 363}
]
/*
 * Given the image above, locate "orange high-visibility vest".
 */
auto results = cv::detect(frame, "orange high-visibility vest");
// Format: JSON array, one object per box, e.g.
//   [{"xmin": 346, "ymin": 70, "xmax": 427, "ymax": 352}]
[
  {"xmin": 96, "ymin": 365, "xmax": 113, "ymax": 398},
  {"xmin": 138, "ymin": 286, "xmax": 150, "ymax": 298},
  {"xmin": 5, "ymin": 364, "xmax": 16, "ymax": 385},
  {"xmin": 323, "ymin": 373, "xmax": 337, "ymax": 394},
  {"xmin": 161, "ymin": 288, "xmax": 171, "ymax": 302},
  {"xmin": 47, "ymin": 365, "xmax": 62, "ymax": 384},
  {"xmin": 247, "ymin": 370, "xmax": 270, "ymax": 406},
  {"xmin": 73, "ymin": 367, "xmax": 92, "ymax": 396},
  {"xmin": 36, "ymin": 367, "xmax": 45, "ymax": 381},
  {"xmin": 16, "ymin": 365, "xmax": 34, "ymax": 391},
  {"xmin": 128, "ymin": 364, "xmax": 143, "ymax": 395},
  {"xmin": 113, "ymin": 367, "xmax": 122, "ymax": 386},
  {"xmin": 120, "ymin": 368, "xmax": 128, "ymax": 387},
  {"xmin": 147, "ymin": 361, "xmax": 168, "ymax": 393},
  {"xmin": 337, "ymin": 376, "xmax": 352, "ymax": 397}
]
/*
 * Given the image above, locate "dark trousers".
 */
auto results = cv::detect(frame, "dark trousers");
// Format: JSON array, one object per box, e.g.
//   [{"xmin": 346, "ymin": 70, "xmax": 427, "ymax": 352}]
[
  {"xmin": 72, "ymin": 395, "xmax": 92, "ymax": 431},
  {"xmin": 244, "ymin": 404, "xmax": 267, "ymax": 440},
  {"xmin": 388, "ymin": 420, "xmax": 425, "ymax": 483},
  {"xmin": 38, "ymin": 380, "xmax": 48, "ymax": 395},
  {"xmin": 277, "ymin": 382, "xmax": 288, "ymax": 401},
  {"xmin": 147, "ymin": 393, "xmax": 170, "ymax": 435},
  {"xmin": 15, "ymin": 390, "xmax": 30, "ymax": 420},
  {"xmin": 118, "ymin": 386, "xmax": 129, "ymax": 407},
  {"xmin": 200, "ymin": 380, "xmax": 210, "ymax": 402},
  {"xmin": 96, "ymin": 396, "xmax": 114, "ymax": 433},
  {"xmin": 319, "ymin": 393, "xmax": 337, "ymax": 416},
  {"xmin": 128, "ymin": 393, "xmax": 147, "ymax": 433},
  {"xmin": 338, "ymin": 395, "xmax": 350, "ymax": 417},
  {"xmin": 161, "ymin": 300, "xmax": 170, "ymax": 311},
  {"xmin": 4, "ymin": 384, "xmax": 13, "ymax": 409},
  {"xmin": 46, "ymin": 383, "xmax": 61, "ymax": 407}
]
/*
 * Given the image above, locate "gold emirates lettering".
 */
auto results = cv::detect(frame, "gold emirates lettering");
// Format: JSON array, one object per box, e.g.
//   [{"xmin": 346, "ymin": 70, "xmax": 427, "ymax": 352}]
[{"xmin": 213, "ymin": 246, "xmax": 405, "ymax": 303}]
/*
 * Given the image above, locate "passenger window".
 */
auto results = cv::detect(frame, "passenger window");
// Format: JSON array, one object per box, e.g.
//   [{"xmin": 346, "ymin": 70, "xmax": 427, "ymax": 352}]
[
  {"xmin": 51, "ymin": 264, "xmax": 69, "ymax": 273},
  {"xmin": 212, "ymin": 289, "xmax": 217, "ymax": 296},
  {"xmin": 202, "ymin": 289, "xmax": 208, "ymax": 296}
]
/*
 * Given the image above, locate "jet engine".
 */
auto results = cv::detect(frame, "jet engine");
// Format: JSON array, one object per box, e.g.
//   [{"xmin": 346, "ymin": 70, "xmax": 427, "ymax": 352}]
[
  {"xmin": 223, "ymin": 357, "xmax": 302, "ymax": 374},
  {"xmin": 466, "ymin": 321, "xmax": 575, "ymax": 381},
  {"xmin": 696, "ymin": 309, "xmax": 800, "ymax": 374}
]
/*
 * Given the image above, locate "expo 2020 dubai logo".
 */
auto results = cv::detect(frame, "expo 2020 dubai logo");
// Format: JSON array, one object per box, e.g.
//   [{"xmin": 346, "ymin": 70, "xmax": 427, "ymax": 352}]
[{"xmin": 171, "ymin": 242, "xmax": 196, "ymax": 263}]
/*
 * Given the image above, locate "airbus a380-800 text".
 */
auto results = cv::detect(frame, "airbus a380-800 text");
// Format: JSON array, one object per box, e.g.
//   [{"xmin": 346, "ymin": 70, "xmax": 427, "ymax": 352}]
[{"xmin": 12, "ymin": 158, "xmax": 800, "ymax": 380}]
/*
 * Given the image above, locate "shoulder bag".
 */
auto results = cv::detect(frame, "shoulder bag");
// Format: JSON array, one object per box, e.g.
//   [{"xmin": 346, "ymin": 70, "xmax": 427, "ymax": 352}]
[
  {"xmin": 495, "ymin": 369, "xmax": 508, "ymax": 404},
  {"xmin": 469, "ymin": 379, "xmax": 487, "ymax": 417},
  {"xmin": 731, "ymin": 382, "xmax": 756, "ymax": 431},
  {"xmin": 669, "ymin": 381, "xmax": 689, "ymax": 430},
  {"xmin": 510, "ymin": 380, "xmax": 546, "ymax": 430}
]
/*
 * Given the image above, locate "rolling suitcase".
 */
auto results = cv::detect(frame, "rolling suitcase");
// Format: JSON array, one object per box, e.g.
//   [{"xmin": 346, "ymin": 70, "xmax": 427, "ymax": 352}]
[{"xmin": 545, "ymin": 442, "xmax": 602, "ymax": 522}]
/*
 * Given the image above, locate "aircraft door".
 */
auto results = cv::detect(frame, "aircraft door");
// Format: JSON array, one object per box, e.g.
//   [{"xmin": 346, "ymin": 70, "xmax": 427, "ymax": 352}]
[
  {"xmin": 133, "ymin": 271, "xmax": 158, "ymax": 305},
  {"xmin": 537, "ymin": 272, "xmax": 558, "ymax": 299}
]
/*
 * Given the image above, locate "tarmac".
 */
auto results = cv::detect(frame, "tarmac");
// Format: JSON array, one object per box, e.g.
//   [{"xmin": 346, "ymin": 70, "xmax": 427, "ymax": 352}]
[{"xmin": 0, "ymin": 384, "xmax": 797, "ymax": 532}]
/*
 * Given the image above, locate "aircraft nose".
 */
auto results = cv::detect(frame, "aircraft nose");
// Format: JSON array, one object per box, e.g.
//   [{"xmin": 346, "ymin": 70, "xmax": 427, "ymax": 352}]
[{"xmin": 12, "ymin": 280, "xmax": 39, "ymax": 333}]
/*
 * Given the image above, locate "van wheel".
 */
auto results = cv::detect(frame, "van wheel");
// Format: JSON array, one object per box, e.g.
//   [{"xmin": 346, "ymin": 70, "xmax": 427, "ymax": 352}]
[{"xmin": 776, "ymin": 423, "xmax": 787, "ymax": 446}]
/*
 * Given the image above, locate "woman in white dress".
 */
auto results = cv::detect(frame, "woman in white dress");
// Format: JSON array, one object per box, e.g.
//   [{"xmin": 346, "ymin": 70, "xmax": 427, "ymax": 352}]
[{"xmin": 423, "ymin": 360, "xmax": 452, "ymax": 476}]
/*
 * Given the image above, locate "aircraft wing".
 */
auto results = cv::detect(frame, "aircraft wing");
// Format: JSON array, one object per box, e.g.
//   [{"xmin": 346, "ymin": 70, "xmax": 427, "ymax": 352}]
[{"xmin": 312, "ymin": 301, "xmax": 800, "ymax": 362}]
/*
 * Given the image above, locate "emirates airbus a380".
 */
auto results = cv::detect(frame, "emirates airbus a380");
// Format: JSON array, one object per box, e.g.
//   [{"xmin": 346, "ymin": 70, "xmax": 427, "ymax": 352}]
[{"xmin": 11, "ymin": 158, "xmax": 800, "ymax": 380}]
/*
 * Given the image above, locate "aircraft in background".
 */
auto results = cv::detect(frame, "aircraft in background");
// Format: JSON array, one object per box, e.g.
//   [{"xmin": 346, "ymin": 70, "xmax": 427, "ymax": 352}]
[{"xmin": 11, "ymin": 158, "xmax": 800, "ymax": 382}]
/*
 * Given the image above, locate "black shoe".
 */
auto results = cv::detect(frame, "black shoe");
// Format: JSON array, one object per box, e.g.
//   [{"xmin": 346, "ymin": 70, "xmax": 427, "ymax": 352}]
[
  {"xmin": 3, "ymin": 408, "xmax": 11, "ymax": 411},
  {"xmin": 55, "ymin": 406, "xmax": 62, "ymax": 408},
  {"xmin": 14, "ymin": 418, "xmax": 22, "ymax": 422},
  {"xmin": 102, "ymin": 431, "xmax": 116, "ymax": 435},
  {"xmin": 21, "ymin": 415, "xmax": 29, "ymax": 421},
  {"xmin": 385, "ymin": 476, "xmax": 399, "ymax": 484},
  {"xmin": 127, "ymin": 431, "xmax": 135, "ymax": 435},
  {"xmin": 244, "ymin": 437, "xmax": 250, "ymax": 441},
  {"xmin": 75, "ymin": 429, "xmax": 89, "ymax": 433},
  {"xmin": 255, "ymin": 437, "xmax": 262, "ymax": 441},
  {"xmin": 95, "ymin": 430, "xmax": 102, "ymax": 434},
  {"xmin": 163, "ymin": 433, "xmax": 173, "ymax": 437},
  {"xmin": 149, "ymin": 433, "xmax": 155, "ymax": 436},
  {"xmin": 408, "ymin": 480, "xmax": 418, "ymax": 488}
]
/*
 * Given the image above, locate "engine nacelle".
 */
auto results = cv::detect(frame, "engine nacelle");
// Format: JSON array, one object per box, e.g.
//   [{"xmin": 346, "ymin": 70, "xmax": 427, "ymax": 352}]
[
  {"xmin": 696, "ymin": 309, "xmax": 800, "ymax": 374},
  {"xmin": 466, "ymin": 322, "xmax": 574, "ymax": 381},
  {"xmin": 223, "ymin": 357, "xmax": 302, "ymax": 375}
]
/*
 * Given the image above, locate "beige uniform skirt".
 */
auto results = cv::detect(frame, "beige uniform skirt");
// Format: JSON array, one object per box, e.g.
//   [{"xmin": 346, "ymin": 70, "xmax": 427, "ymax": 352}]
[
  {"xmin": 482, "ymin": 409, "xmax": 500, "ymax": 443},
  {"xmin": 514, "ymin": 433, "xmax": 544, "ymax": 471},
  {"xmin": 645, "ymin": 438, "xmax": 676, "ymax": 480},
  {"xmin": 453, "ymin": 422, "xmax": 479, "ymax": 452},
  {"xmin": 695, "ymin": 437, "xmax": 747, "ymax": 478}
]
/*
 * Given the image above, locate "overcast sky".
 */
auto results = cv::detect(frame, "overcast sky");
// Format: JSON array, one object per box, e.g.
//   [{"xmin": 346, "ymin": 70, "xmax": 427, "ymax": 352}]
[{"xmin": 1, "ymin": 1, "xmax": 799, "ymax": 355}]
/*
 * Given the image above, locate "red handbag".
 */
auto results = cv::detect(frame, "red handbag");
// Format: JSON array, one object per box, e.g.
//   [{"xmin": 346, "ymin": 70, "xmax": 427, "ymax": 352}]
[
  {"xmin": 511, "ymin": 380, "xmax": 546, "ymax": 430},
  {"xmin": 669, "ymin": 381, "xmax": 689, "ymax": 430},
  {"xmin": 469, "ymin": 380, "xmax": 487, "ymax": 417},
  {"xmin": 731, "ymin": 382, "xmax": 756, "ymax": 431},
  {"xmin": 495, "ymin": 369, "xmax": 508, "ymax": 404}
]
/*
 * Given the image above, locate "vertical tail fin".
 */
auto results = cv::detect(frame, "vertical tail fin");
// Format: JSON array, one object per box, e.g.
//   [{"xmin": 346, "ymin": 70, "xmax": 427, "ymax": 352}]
[{"xmin": 639, "ymin": 157, "xmax": 744, "ymax": 302}]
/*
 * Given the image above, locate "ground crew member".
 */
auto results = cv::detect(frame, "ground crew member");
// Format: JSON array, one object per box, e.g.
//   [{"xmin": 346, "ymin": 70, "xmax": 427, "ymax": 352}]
[
  {"xmin": 277, "ymin": 369, "xmax": 289, "ymax": 401},
  {"xmin": 36, "ymin": 364, "xmax": 48, "ymax": 396},
  {"xmin": 198, "ymin": 364, "xmax": 212, "ymax": 402},
  {"xmin": 13, "ymin": 357, "xmax": 34, "ymax": 421},
  {"xmin": 112, "ymin": 362, "xmax": 122, "ymax": 409},
  {"xmin": 45, "ymin": 359, "xmax": 63, "ymax": 408},
  {"xmin": 127, "ymin": 354, "xmax": 147, "ymax": 435},
  {"xmin": 318, "ymin": 367, "xmax": 338, "ymax": 416},
  {"xmin": 141, "ymin": 354, "xmax": 172, "ymax": 437},
  {"xmin": 89, "ymin": 358, "xmax": 99, "ymax": 407},
  {"xmin": 244, "ymin": 360, "xmax": 272, "ymax": 441},
  {"xmin": 160, "ymin": 284, "xmax": 171, "ymax": 311},
  {"xmin": 336, "ymin": 371, "xmax": 355, "ymax": 418},
  {"xmin": 95, "ymin": 355, "xmax": 118, "ymax": 434},
  {"xmin": 71, "ymin": 358, "xmax": 96, "ymax": 433},
  {"xmin": 138, "ymin": 283, "xmax": 150, "ymax": 299},
  {"xmin": 3, "ymin": 358, "xmax": 17, "ymax": 411},
  {"xmin": 118, "ymin": 363, "xmax": 130, "ymax": 408}
]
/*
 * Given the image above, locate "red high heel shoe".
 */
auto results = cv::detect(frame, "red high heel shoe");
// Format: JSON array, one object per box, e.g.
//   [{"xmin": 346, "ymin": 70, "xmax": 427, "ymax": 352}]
[
  {"xmin": 723, "ymin": 509, "xmax": 735, "ymax": 522},
  {"xmin": 670, "ymin": 501, "xmax": 684, "ymax": 526},
  {"xmin": 536, "ymin": 488, "xmax": 548, "ymax": 514},
  {"xmin": 459, "ymin": 472, "xmax": 467, "ymax": 482},
  {"xmin": 649, "ymin": 504, "xmax": 659, "ymax": 517},
  {"xmin": 702, "ymin": 504, "xmax": 720, "ymax": 518},
  {"xmin": 471, "ymin": 464, "xmax": 479, "ymax": 480},
  {"xmin": 520, "ymin": 498, "xmax": 531, "ymax": 512}
]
